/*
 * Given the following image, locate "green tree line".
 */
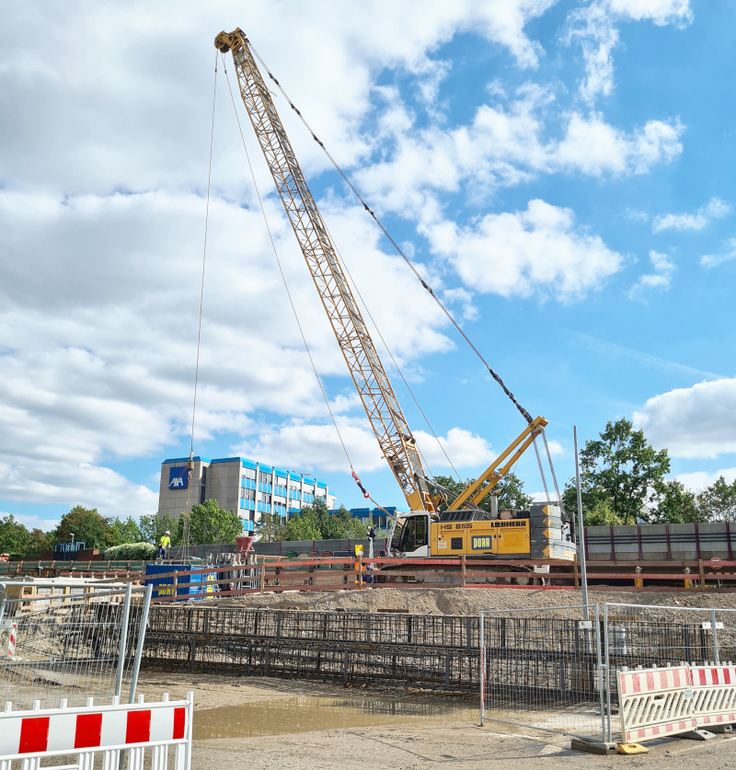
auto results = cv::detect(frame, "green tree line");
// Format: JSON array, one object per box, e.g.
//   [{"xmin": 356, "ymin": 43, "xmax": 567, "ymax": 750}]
[
  {"xmin": 255, "ymin": 499, "xmax": 368, "ymax": 542},
  {"xmin": 0, "ymin": 499, "xmax": 243, "ymax": 559},
  {"xmin": 563, "ymin": 418, "xmax": 736, "ymax": 526}
]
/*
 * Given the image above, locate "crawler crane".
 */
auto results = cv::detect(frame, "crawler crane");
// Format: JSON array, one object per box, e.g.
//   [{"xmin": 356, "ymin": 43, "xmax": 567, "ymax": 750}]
[{"xmin": 215, "ymin": 29, "xmax": 575, "ymax": 569}]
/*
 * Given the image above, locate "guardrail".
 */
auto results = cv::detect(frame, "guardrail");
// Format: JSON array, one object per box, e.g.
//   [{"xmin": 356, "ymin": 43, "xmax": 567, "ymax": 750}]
[{"xmin": 4, "ymin": 555, "xmax": 736, "ymax": 595}]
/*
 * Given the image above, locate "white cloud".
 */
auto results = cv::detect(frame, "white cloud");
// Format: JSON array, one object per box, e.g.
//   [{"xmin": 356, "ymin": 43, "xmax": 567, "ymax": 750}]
[
  {"xmin": 414, "ymin": 427, "xmax": 495, "ymax": 471},
  {"xmin": 700, "ymin": 238, "xmax": 736, "ymax": 269},
  {"xmin": 607, "ymin": 0, "xmax": 693, "ymax": 26},
  {"xmin": 634, "ymin": 378, "xmax": 736, "ymax": 459},
  {"xmin": 0, "ymin": 1, "xmax": 699, "ymax": 522},
  {"xmin": 554, "ymin": 114, "xmax": 683, "ymax": 176},
  {"xmin": 563, "ymin": 0, "xmax": 692, "ymax": 104},
  {"xmin": 545, "ymin": 439, "xmax": 564, "ymax": 456},
  {"xmin": 677, "ymin": 468, "xmax": 736, "ymax": 492},
  {"xmin": 358, "ymin": 93, "xmax": 684, "ymax": 218},
  {"xmin": 653, "ymin": 197, "xmax": 731, "ymax": 232},
  {"xmin": 233, "ymin": 421, "xmax": 494, "ymax": 476},
  {"xmin": 563, "ymin": 3, "xmax": 619, "ymax": 104},
  {"xmin": 0, "ymin": 189, "xmax": 454, "ymax": 518},
  {"xmin": 628, "ymin": 249, "xmax": 676, "ymax": 298},
  {"xmin": 424, "ymin": 199, "xmax": 622, "ymax": 299}
]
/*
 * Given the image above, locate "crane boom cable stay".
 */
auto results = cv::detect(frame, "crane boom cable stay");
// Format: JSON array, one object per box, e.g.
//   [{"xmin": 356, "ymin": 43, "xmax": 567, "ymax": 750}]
[
  {"xmin": 246, "ymin": 42, "xmax": 534, "ymax": 427},
  {"xmin": 221, "ymin": 57, "xmax": 355, "ymax": 477},
  {"xmin": 190, "ymin": 53, "xmax": 218, "ymax": 461}
]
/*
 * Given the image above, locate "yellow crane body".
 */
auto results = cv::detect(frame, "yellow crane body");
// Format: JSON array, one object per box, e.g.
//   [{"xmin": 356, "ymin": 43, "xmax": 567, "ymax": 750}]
[{"xmin": 216, "ymin": 29, "xmax": 575, "ymax": 566}]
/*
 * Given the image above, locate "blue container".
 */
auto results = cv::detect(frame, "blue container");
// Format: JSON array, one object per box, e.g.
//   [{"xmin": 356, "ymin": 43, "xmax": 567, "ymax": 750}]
[
  {"xmin": 144, "ymin": 563, "xmax": 218, "ymax": 601},
  {"xmin": 53, "ymin": 542, "xmax": 85, "ymax": 561}
]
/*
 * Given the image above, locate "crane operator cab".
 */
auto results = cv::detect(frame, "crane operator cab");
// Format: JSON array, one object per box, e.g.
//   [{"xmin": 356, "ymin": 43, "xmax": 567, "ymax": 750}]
[{"xmin": 391, "ymin": 513, "xmax": 433, "ymax": 557}]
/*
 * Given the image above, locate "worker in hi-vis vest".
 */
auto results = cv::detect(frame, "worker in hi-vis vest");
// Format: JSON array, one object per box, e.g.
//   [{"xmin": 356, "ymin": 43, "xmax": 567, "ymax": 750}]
[{"xmin": 158, "ymin": 531, "xmax": 171, "ymax": 559}]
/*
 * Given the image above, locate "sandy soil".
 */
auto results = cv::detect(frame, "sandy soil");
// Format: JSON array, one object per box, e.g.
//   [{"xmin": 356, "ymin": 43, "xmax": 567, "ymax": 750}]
[
  {"xmin": 136, "ymin": 669, "xmax": 736, "ymax": 770},
  {"xmin": 197, "ymin": 586, "xmax": 736, "ymax": 617}
]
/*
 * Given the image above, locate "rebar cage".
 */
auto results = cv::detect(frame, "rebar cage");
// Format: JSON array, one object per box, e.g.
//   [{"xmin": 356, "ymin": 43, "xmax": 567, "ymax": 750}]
[{"xmin": 0, "ymin": 580, "xmax": 150, "ymax": 709}]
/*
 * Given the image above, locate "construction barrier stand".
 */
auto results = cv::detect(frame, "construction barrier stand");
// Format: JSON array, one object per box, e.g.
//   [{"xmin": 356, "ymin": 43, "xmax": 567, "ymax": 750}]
[
  {"xmin": 0, "ymin": 692, "xmax": 193, "ymax": 769},
  {"xmin": 619, "ymin": 666, "xmax": 696, "ymax": 744},
  {"xmin": 691, "ymin": 663, "xmax": 736, "ymax": 729}
]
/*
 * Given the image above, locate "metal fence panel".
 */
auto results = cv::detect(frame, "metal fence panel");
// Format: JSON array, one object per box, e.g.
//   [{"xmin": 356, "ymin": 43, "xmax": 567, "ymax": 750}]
[
  {"xmin": 0, "ymin": 580, "xmax": 149, "ymax": 710},
  {"xmin": 602, "ymin": 602, "xmax": 736, "ymax": 742},
  {"xmin": 480, "ymin": 605, "xmax": 605, "ymax": 741}
]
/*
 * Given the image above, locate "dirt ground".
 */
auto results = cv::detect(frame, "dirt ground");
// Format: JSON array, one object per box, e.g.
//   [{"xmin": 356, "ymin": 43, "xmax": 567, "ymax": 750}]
[
  {"xmin": 137, "ymin": 669, "xmax": 736, "ymax": 770},
  {"xmin": 140, "ymin": 588, "xmax": 736, "ymax": 768},
  {"xmin": 199, "ymin": 585, "xmax": 736, "ymax": 617}
]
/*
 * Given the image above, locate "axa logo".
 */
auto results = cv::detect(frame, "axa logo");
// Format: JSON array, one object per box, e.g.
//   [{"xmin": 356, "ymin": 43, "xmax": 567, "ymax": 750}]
[{"xmin": 168, "ymin": 466, "xmax": 189, "ymax": 490}]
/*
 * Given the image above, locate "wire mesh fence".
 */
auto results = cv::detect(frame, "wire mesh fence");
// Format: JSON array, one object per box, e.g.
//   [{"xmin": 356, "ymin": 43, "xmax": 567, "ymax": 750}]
[
  {"xmin": 0, "ymin": 580, "xmax": 151, "ymax": 709},
  {"xmin": 602, "ymin": 602, "xmax": 736, "ymax": 742},
  {"xmin": 480, "ymin": 605, "xmax": 606, "ymax": 742}
]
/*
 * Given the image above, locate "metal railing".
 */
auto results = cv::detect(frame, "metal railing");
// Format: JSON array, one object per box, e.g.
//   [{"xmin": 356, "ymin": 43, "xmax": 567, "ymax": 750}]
[{"xmin": 0, "ymin": 580, "xmax": 152, "ymax": 710}]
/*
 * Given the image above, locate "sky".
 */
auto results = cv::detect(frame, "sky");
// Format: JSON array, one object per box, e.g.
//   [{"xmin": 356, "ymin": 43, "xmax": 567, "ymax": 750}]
[{"xmin": 2, "ymin": 0, "xmax": 736, "ymax": 531}]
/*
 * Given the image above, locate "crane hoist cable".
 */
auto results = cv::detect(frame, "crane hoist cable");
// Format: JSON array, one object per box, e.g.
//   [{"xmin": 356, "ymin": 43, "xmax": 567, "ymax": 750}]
[{"xmin": 246, "ymin": 42, "xmax": 534, "ymax": 427}]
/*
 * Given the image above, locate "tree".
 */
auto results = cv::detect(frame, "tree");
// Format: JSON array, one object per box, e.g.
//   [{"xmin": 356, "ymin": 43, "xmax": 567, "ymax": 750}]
[
  {"xmin": 697, "ymin": 476, "xmax": 736, "ymax": 521},
  {"xmin": 319, "ymin": 503, "xmax": 367, "ymax": 539},
  {"xmin": 255, "ymin": 512, "xmax": 287, "ymax": 542},
  {"xmin": 180, "ymin": 499, "xmax": 242, "ymax": 545},
  {"xmin": 139, "ymin": 513, "xmax": 180, "ymax": 545},
  {"xmin": 652, "ymin": 480, "xmax": 704, "ymax": 524},
  {"xmin": 433, "ymin": 472, "xmax": 533, "ymax": 515},
  {"xmin": 284, "ymin": 508, "xmax": 322, "ymax": 541},
  {"xmin": 25, "ymin": 528, "xmax": 53, "ymax": 558},
  {"xmin": 53, "ymin": 506, "xmax": 112, "ymax": 550},
  {"xmin": 0, "ymin": 515, "xmax": 33, "ymax": 558},
  {"xmin": 281, "ymin": 499, "xmax": 367, "ymax": 541},
  {"xmin": 107, "ymin": 517, "xmax": 143, "ymax": 546},
  {"xmin": 571, "ymin": 418, "xmax": 670, "ymax": 525}
]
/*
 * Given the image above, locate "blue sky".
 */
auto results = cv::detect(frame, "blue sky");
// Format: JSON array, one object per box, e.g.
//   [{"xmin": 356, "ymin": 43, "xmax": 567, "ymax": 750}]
[{"xmin": 1, "ymin": 0, "xmax": 735, "ymax": 530}]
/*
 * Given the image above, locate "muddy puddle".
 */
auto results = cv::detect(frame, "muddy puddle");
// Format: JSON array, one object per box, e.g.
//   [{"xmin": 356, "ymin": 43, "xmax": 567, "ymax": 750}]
[{"xmin": 194, "ymin": 693, "xmax": 477, "ymax": 739}]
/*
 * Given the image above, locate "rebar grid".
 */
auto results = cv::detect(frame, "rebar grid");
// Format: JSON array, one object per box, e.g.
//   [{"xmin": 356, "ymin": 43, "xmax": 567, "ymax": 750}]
[
  {"xmin": 143, "ymin": 606, "xmax": 482, "ymax": 691},
  {"xmin": 0, "ymin": 582, "xmax": 148, "ymax": 709},
  {"xmin": 480, "ymin": 606, "xmax": 605, "ymax": 740}
]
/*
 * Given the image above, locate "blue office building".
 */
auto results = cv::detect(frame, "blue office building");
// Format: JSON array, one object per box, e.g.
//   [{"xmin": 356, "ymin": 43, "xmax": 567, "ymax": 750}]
[{"xmin": 158, "ymin": 456, "xmax": 337, "ymax": 533}]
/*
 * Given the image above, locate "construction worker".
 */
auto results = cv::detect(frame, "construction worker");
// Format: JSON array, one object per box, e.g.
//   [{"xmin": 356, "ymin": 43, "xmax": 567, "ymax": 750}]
[{"xmin": 158, "ymin": 530, "xmax": 171, "ymax": 559}]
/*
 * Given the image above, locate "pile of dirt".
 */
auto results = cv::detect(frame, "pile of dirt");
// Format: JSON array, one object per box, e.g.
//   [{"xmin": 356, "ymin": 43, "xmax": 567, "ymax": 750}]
[{"xmin": 198, "ymin": 587, "xmax": 736, "ymax": 618}]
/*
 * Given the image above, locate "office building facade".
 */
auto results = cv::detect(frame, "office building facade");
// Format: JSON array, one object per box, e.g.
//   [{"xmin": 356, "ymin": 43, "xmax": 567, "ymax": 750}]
[{"xmin": 158, "ymin": 456, "xmax": 337, "ymax": 533}]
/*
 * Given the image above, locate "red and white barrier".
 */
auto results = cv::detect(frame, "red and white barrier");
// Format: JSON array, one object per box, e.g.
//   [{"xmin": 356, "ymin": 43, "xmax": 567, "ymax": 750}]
[
  {"xmin": 619, "ymin": 665, "xmax": 696, "ymax": 744},
  {"xmin": 6, "ymin": 622, "xmax": 16, "ymax": 657},
  {"xmin": 691, "ymin": 663, "xmax": 736, "ymax": 729},
  {"xmin": 0, "ymin": 692, "xmax": 192, "ymax": 770}
]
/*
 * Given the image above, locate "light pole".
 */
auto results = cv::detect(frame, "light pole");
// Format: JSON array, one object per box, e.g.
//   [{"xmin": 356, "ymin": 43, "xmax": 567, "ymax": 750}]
[{"xmin": 573, "ymin": 426, "xmax": 589, "ymax": 620}]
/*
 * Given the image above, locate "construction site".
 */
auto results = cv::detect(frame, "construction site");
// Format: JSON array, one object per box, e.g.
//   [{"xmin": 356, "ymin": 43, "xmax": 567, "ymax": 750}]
[{"xmin": 2, "ymin": 6, "xmax": 736, "ymax": 770}]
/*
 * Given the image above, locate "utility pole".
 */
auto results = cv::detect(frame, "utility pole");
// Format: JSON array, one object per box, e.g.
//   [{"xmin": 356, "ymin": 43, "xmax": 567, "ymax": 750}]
[{"xmin": 573, "ymin": 426, "xmax": 589, "ymax": 619}]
